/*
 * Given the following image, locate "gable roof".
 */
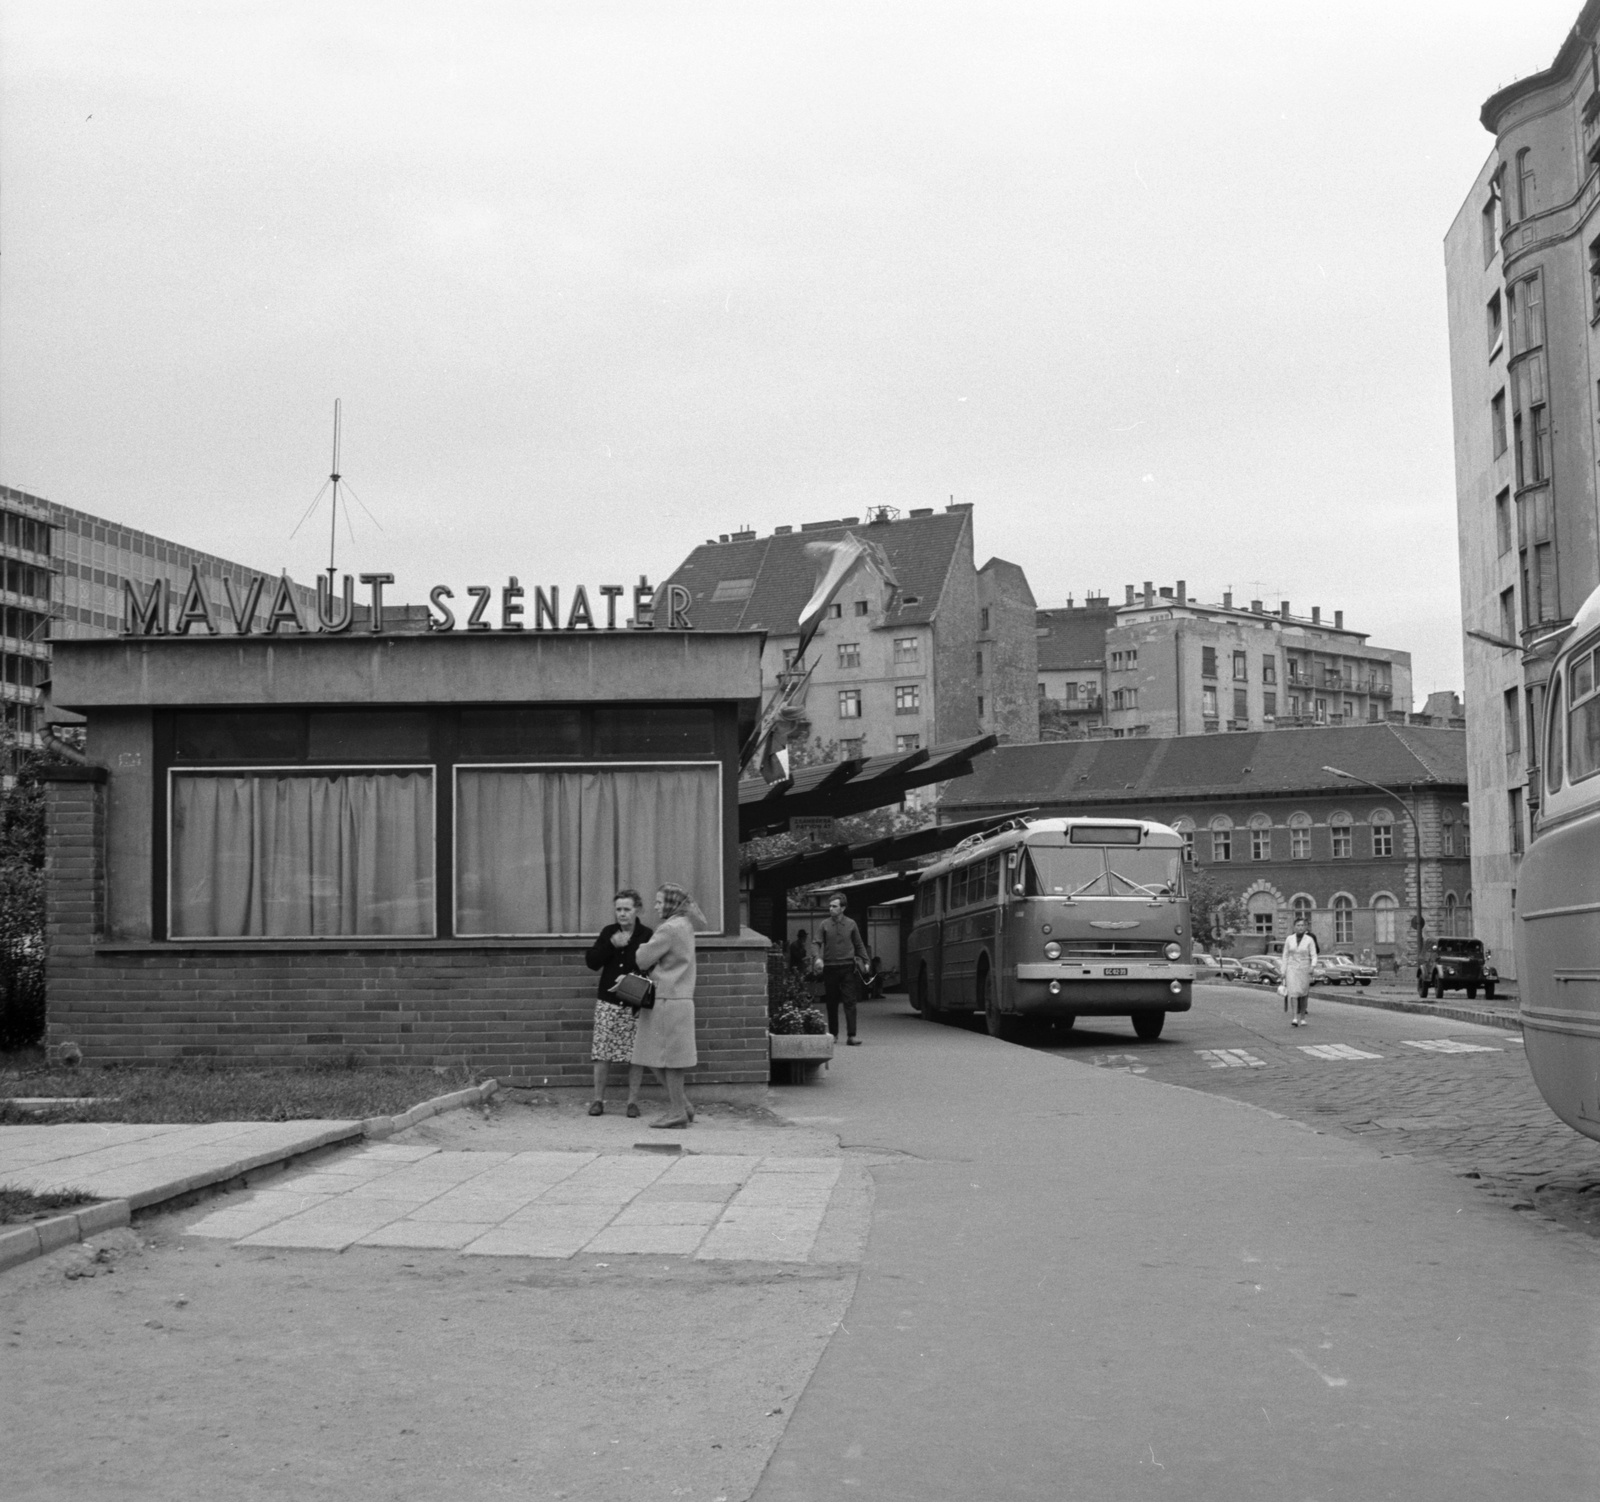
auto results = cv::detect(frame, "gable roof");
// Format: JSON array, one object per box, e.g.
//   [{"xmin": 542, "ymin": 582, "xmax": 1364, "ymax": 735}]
[
  {"xmin": 662, "ymin": 510, "xmax": 971, "ymax": 634},
  {"xmin": 1035, "ymin": 606, "xmax": 1115, "ymax": 672},
  {"xmin": 942, "ymin": 723, "xmax": 1467, "ymax": 813}
]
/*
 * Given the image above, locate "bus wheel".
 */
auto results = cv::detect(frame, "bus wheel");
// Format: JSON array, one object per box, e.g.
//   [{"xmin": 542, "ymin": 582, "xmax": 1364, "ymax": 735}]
[
  {"xmin": 1466, "ymin": 984, "xmax": 1478, "ymax": 1001},
  {"xmin": 1484, "ymin": 983, "xmax": 1497, "ymax": 1001},
  {"xmin": 979, "ymin": 963, "xmax": 1021, "ymax": 1041},
  {"xmin": 1132, "ymin": 1012, "xmax": 1165, "ymax": 1042}
]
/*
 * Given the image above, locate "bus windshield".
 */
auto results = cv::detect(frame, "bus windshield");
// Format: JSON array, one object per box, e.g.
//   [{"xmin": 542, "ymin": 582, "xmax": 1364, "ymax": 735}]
[{"xmin": 1027, "ymin": 845, "xmax": 1183, "ymax": 898}]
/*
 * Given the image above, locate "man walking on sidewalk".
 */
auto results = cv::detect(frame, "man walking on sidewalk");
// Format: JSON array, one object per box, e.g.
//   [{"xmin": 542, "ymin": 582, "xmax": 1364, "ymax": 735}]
[{"xmin": 820, "ymin": 894, "xmax": 870, "ymax": 1046}]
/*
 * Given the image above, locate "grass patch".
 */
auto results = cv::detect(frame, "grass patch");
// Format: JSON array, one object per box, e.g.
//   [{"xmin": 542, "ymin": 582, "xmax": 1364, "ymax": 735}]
[
  {"xmin": 0, "ymin": 1186, "xmax": 98, "ymax": 1226},
  {"xmin": 0, "ymin": 1060, "xmax": 482, "ymax": 1125}
]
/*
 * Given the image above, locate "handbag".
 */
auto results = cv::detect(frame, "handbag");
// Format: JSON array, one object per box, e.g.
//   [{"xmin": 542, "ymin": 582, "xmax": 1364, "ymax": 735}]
[{"xmin": 610, "ymin": 971, "xmax": 656, "ymax": 1010}]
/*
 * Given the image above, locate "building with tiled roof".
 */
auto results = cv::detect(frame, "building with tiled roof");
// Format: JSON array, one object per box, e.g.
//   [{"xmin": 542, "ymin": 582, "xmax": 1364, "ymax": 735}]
[
  {"xmin": 1035, "ymin": 596, "xmax": 1117, "ymax": 737},
  {"xmin": 940, "ymin": 723, "xmax": 1474, "ymax": 971},
  {"xmin": 662, "ymin": 503, "xmax": 1038, "ymax": 761}
]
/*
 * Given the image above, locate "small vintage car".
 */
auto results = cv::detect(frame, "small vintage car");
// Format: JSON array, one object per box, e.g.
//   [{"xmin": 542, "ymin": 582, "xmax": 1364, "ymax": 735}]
[
  {"xmin": 1323, "ymin": 953, "xmax": 1376, "ymax": 986},
  {"xmin": 1417, "ymin": 937, "xmax": 1498, "ymax": 1001},
  {"xmin": 1240, "ymin": 954, "xmax": 1284, "ymax": 985}
]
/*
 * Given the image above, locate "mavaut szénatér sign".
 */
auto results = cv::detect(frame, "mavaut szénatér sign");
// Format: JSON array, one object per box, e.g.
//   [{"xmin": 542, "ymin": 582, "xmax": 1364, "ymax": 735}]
[{"xmin": 120, "ymin": 570, "xmax": 694, "ymax": 636}]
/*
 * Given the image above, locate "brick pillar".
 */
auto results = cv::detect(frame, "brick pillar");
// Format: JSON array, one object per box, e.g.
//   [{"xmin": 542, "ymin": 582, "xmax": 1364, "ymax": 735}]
[{"xmin": 44, "ymin": 767, "xmax": 108, "ymax": 1054}]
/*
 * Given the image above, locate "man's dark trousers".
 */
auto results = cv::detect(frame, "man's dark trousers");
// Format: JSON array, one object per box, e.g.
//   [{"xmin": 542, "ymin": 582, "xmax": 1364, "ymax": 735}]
[{"xmin": 823, "ymin": 964, "xmax": 859, "ymax": 1041}]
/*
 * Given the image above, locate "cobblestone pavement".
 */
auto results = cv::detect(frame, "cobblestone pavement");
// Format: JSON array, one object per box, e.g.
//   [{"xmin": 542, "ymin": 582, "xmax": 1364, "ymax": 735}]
[{"xmin": 1030, "ymin": 983, "xmax": 1600, "ymax": 1240}]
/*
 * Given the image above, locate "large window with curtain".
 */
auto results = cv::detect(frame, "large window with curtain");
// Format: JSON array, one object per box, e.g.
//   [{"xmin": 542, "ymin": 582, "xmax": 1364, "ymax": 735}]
[
  {"xmin": 170, "ymin": 768, "xmax": 435, "ymax": 939},
  {"xmin": 454, "ymin": 763, "xmax": 722, "ymax": 937}
]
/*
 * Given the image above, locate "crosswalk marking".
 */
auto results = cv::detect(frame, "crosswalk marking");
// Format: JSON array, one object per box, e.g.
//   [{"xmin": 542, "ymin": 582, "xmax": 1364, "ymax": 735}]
[
  {"xmin": 1401, "ymin": 1038, "xmax": 1500, "ymax": 1054},
  {"xmin": 1196, "ymin": 1048, "xmax": 1266, "ymax": 1069},
  {"xmin": 1299, "ymin": 1043, "xmax": 1384, "ymax": 1061}
]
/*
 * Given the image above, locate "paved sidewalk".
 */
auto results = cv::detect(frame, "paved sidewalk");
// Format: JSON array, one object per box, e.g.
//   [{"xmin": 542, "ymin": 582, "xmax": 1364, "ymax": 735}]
[
  {"xmin": 186, "ymin": 1138, "xmax": 845, "ymax": 1260},
  {"xmin": 0, "ymin": 1119, "xmax": 363, "ymax": 1209}
]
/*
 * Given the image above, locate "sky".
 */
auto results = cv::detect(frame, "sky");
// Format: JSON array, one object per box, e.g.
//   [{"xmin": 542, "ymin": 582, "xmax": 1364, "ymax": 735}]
[{"xmin": 0, "ymin": 0, "xmax": 1585, "ymax": 704}]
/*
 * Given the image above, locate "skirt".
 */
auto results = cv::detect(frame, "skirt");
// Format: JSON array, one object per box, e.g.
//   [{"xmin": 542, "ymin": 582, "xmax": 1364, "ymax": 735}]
[
  {"xmin": 591, "ymin": 1001, "xmax": 637, "ymax": 1063},
  {"xmin": 631, "ymin": 996, "xmax": 697, "ymax": 1070}
]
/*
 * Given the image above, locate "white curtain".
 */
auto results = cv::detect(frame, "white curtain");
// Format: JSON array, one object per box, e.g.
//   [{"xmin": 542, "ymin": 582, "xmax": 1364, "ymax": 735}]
[
  {"xmin": 172, "ymin": 772, "xmax": 434, "ymax": 938},
  {"xmin": 455, "ymin": 766, "xmax": 721, "ymax": 935}
]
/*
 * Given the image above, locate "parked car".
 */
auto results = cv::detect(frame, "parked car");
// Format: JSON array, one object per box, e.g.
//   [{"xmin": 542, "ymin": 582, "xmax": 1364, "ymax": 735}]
[
  {"xmin": 1240, "ymin": 954, "xmax": 1283, "ymax": 985},
  {"xmin": 1323, "ymin": 954, "xmax": 1376, "ymax": 987},
  {"xmin": 1217, "ymin": 955, "xmax": 1244, "ymax": 980},
  {"xmin": 1417, "ymin": 937, "xmax": 1498, "ymax": 1000},
  {"xmin": 1192, "ymin": 953, "xmax": 1225, "ymax": 981}
]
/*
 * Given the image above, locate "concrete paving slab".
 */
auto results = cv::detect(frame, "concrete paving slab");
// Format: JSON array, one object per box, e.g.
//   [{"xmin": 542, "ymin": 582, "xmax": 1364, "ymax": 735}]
[
  {"xmin": 463, "ymin": 1204, "xmax": 622, "ymax": 1258},
  {"xmin": 609, "ymin": 1200, "xmax": 725, "ymax": 1227},
  {"xmin": 585, "ymin": 1223, "xmax": 711, "ymax": 1255},
  {"xmin": 356, "ymin": 1220, "xmax": 496, "ymax": 1250},
  {"xmin": 184, "ymin": 1192, "xmax": 337, "ymax": 1240}
]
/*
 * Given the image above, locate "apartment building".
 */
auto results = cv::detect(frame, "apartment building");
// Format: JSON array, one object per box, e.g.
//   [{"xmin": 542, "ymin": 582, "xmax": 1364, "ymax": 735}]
[
  {"xmin": 1444, "ymin": 1, "xmax": 1600, "ymax": 974},
  {"xmin": 1035, "ymin": 595, "xmax": 1115, "ymax": 738},
  {"xmin": 0, "ymin": 483, "xmax": 318, "ymax": 750},
  {"xmin": 1037, "ymin": 581, "xmax": 1413, "ymax": 741},
  {"xmin": 662, "ymin": 503, "xmax": 1038, "ymax": 762}
]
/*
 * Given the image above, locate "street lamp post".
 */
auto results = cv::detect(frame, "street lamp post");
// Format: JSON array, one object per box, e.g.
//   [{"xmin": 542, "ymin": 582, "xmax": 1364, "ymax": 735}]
[{"xmin": 1324, "ymin": 765, "xmax": 1425, "ymax": 976}]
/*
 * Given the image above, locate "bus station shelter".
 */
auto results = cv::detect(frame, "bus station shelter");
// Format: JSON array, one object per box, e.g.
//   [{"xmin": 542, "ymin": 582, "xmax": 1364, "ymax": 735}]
[{"xmin": 42, "ymin": 628, "xmax": 772, "ymax": 1090}]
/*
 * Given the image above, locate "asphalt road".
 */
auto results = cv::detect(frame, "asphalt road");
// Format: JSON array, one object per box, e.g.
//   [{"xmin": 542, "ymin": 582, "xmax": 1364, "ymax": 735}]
[
  {"xmin": 1028, "ymin": 981, "xmax": 1600, "ymax": 1239},
  {"xmin": 755, "ymin": 993, "xmax": 1600, "ymax": 1501}
]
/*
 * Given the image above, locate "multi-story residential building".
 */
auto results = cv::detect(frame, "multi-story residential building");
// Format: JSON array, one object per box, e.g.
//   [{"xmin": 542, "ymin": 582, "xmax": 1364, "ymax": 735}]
[
  {"xmin": 942, "ymin": 724, "xmax": 1472, "ymax": 971},
  {"xmin": 1035, "ymin": 595, "xmax": 1115, "ymax": 738},
  {"xmin": 0, "ymin": 488, "xmax": 56, "ymax": 749},
  {"xmin": 1444, "ymin": 3, "xmax": 1600, "ymax": 977},
  {"xmin": 0, "ymin": 483, "xmax": 318, "ymax": 751},
  {"xmin": 662, "ymin": 503, "xmax": 1038, "ymax": 762},
  {"xmin": 1036, "ymin": 581, "xmax": 1413, "ymax": 741}
]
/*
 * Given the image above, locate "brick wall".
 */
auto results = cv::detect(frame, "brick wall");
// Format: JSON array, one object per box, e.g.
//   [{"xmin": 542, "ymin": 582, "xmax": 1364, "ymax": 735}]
[{"xmin": 44, "ymin": 771, "xmax": 771, "ymax": 1087}]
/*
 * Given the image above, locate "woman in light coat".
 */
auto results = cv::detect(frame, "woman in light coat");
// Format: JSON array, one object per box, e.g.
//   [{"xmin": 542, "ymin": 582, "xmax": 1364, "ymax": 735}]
[
  {"xmin": 631, "ymin": 882, "xmax": 705, "ymax": 1129},
  {"xmin": 1281, "ymin": 915, "xmax": 1319, "ymax": 1026}
]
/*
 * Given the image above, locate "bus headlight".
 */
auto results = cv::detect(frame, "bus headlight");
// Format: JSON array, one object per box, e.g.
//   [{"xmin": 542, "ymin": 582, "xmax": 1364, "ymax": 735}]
[
  {"xmin": 1164, "ymin": 942, "xmax": 1182, "ymax": 960},
  {"xmin": 1044, "ymin": 941, "xmax": 1061, "ymax": 960}
]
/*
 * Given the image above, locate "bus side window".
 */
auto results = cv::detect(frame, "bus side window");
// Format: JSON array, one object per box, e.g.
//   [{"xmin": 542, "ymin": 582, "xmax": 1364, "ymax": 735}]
[{"xmin": 986, "ymin": 855, "xmax": 1001, "ymax": 901}]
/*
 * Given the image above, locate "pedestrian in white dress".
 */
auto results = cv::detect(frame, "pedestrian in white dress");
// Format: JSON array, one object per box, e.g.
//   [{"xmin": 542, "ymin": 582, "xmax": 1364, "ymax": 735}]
[{"xmin": 1281, "ymin": 917, "xmax": 1318, "ymax": 1026}]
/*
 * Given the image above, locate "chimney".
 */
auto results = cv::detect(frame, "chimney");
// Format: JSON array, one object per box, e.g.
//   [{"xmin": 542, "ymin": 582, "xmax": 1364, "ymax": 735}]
[
  {"xmin": 1280, "ymin": 601, "xmax": 1291, "ymax": 619},
  {"xmin": 1143, "ymin": 581, "xmax": 1154, "ymax": 607},
  {"xmin": 1158, "ymin": 586, "xmax": 1173, "ymax": 600},
  {"xmin": 1311, "ymin": 606, "xmax": 1321, "ymax": 625},
  {"xmin": 1176, "ymin": 579, "xmax": 1186, "ymax": 604},
  {"xmin": 1334, "ymin": 610, "xmax": 1344, "ymax": 630},
  {"xmin": 774, "ymin": 525, "xmax": 793, "ymax": 534},
  {"xmin": 1222, "ymin": 590, "xmax": 1233, "ymax": 608},
  {"xmin": 1250, "ymin": 599, "xmax": 1263, "ymax": 613},
  {"xmin": 1125, "ymin": 585, "xmax": 1136, "ymax": 605}
]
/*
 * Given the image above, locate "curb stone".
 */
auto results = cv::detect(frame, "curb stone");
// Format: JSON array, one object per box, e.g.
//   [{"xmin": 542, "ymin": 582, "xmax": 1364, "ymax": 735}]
[
  {"xmin": 0, "ymin": 1079, "xmax": 499, "ymax": 1276},
  {"xmin": 1313, "ymin": 989, "xmax": 1522, "ymax": 1032}
]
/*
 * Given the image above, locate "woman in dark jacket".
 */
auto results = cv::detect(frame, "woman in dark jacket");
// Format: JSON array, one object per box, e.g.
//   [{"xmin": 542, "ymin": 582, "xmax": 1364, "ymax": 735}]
[{"xmin": 583, "ymin": 889, "xmax": 653, "ymax": 1116}]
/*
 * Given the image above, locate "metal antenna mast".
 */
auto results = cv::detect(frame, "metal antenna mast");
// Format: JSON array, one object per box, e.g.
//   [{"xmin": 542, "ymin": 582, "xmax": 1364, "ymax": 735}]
[{"xmin": 327, "ymin": 398, "xmax": 342, "ymax": 582}]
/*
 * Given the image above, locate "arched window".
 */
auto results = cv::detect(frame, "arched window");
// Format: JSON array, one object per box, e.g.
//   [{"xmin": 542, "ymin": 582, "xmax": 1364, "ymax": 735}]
[
  {"xmin": 1369, "ymin": 809, "xmax": 1394, "ymax": 858},
  {"xmin": 1249, "ymin": 813, "xmax": 1272, "ymax": 861},
  {"xmin": 1247, "ymin": 891, "xmax": 1278, "ymax": 936},
  {"xmin": 1372, "ymin": 894, "xmax": 1398, "ymax": 945},
  {"xmin": 1461, "ymin": 815, "xmax": 1471, "ymax": 858},
  {"xmin": 1442, "ymin": 813, "xmax": 1455, "ymax": 857},
  {"xmin": 1516, "ymin": 147, "xmax": 1535, "ymax": 222},
  {"xmin": 1332, "ymin": 894, "xmax": 1355, "ymax": 945},
  {"xmin": 1171, "ymin": 816, "xmax": 1196, "ymax": 864},
  {"xmin": 1462, "ymin": 894, "xmax": 1473, "ymax": 938},
  {"xmin": 1329, "ymin": 811, "xmax": 1353, "ymax": 859},
  {"xmin": 1444, "ymin": 891, "xmax": 1458, "ymax": 937},
  {"xmin": 1210, "ymin": 814, "xmax": 1233, "ymax": 863},
  {"xmin": 1288, "ymin": 812, "xmax": 1312, "ymax": 860},
  {"xmin": 1291, "ymin": 894, "xmax": 1314, "ymax": 928}
]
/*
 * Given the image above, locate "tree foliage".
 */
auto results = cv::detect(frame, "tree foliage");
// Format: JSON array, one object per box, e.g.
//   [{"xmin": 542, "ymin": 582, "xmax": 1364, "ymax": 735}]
[{"xmin": 1186, "ymin": 866, "xmax": 1247, "ymax": 954}]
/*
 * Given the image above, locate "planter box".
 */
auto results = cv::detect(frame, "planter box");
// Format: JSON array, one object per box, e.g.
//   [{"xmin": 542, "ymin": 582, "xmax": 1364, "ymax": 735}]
[{"xmin": 769, "ymin": 1031, "xmax": 833, "ymax": 1084}]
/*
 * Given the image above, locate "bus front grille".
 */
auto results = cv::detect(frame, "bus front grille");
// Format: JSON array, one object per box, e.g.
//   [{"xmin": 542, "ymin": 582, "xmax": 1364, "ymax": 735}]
[{"xmin": 1056, "ymin": 940, "xmax": 1167, "ymax": 958}]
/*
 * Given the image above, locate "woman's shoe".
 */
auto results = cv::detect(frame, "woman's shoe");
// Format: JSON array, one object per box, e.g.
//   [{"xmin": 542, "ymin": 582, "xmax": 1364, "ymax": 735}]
[
  {"xmin": 588, "ymin": 1100, "xmax": 604, "ymax": 1116},
  {"xmin": 685, "ymin": 1102, "xmax": 695, "ymax": 1122},
  {"xmin": 625, "ymin": 1102, "xmax": 641, "ymax": 1118}
]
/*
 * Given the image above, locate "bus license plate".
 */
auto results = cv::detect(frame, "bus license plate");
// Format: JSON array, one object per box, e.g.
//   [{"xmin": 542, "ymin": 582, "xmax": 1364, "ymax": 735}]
[{"xmin": 1104, "ymin": 966, "xmax": 1128, "ymax": 976}]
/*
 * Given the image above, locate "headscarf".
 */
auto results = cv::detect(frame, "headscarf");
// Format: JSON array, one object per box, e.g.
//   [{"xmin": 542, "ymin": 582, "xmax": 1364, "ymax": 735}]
[{"xmin": 658, "ymin": 882, "xmax": 708, "ymax": 930}]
